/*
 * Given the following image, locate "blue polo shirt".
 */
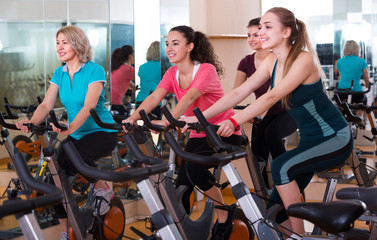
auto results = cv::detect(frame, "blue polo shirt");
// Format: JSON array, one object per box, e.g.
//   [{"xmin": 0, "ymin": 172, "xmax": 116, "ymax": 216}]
[
  {"xmin": 50, "ymin": 61, "xmax": 116, "ymax": 140},
  {"xmin": 337, "ymin": 55, "xmax": 368, "ymax": 92}
]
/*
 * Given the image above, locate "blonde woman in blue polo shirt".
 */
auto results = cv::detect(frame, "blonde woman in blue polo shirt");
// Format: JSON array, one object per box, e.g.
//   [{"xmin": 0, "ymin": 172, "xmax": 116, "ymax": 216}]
[{"xmin": 16, "ymin": 25, "xmax": 117, "ymax": 239}]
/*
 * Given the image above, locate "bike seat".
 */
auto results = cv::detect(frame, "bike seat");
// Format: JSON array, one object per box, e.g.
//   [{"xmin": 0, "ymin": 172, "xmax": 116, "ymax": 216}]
[
  {"xmin": 316, "ymin": 161, "xmax": 345, "ymax": 180},
  {"xmin": 287, "ymin": 200, "xmax": 366, "ymax": 234},
  {"xmin": 336, "ymin": 187, "xmax": 377, "ymax": 213}
]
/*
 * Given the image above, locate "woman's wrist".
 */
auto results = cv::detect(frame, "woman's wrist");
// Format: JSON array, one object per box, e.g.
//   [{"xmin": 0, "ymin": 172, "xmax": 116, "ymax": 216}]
[{"xmin": 228, "ymin": 117, "xmax": 240, "ymax": 131}]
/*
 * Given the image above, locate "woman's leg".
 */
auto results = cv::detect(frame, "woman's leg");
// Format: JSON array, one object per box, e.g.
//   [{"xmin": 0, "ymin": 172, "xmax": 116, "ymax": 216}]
[
  {"xmin": 176, "ymin": 135, "xmax": 241, "ymax": 223},
  {"xmin": 270, "ymin": 127, "xmax": 352, "ymax": 233},
  {"xmin": 264, "ymin": 111, "xmax": 297, "ymax": 159},
  {"xmin": 275, "ymin": 180, "xmax": 305, "ymax": 234},
  {"xmin": 53, "ymin": 132, "xmax": 117, "ymax": 224}
]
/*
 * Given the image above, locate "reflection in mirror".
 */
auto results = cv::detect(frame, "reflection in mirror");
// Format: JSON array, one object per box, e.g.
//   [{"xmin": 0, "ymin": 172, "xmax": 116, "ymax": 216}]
[
  {"xmin": 160, "ymin": 0, "xmax": 190, "ymax": 77},
  {"xmin": 0, "ymin": 0, "xmax": 136, "ymax": 110},
  {"xmin": 134, "ymin": 0, "xmax": 161, "ymax": 102},
  {"xmin": 109, "ymin": 0, "xmax": 135, "ymax": 115}
]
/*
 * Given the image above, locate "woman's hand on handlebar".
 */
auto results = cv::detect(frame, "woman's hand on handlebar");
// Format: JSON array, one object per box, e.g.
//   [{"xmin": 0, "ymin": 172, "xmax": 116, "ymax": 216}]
[
  {"xmin": 15, "ymin": 119, "xmax": 32, "ymax": 133},
  {"xmin": 121, "ymin": 117, "xmax": 136, "ymax": 132},
  {"xmin": 50, "ymin": 121, "xmax": 71, "ymax": 135},
  {"xmin": 180, "ymin": 116, "xmax": 198, "ymax": 132},
  {"xmin": 150, "ymin": 120, "xmax": 168, "ymax": 134},
  {"xmin": 216, "ymin": 120, "xmax": 235, "ymax": 137}
]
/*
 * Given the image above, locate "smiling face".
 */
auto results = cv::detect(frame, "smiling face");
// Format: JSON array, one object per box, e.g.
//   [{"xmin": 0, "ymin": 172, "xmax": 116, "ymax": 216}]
[
  {"xmin": 165, "ymin": 30, "xmax": 193, "ymax": 64},
  {"xmin": 247, "ymin": 25, "xmax": 262, "ymax": 51},
  {"xmin": 56, "ymin": 33, "xmax": 78, "ymax": 63},
  {"xmin": 259, "ymin": 12, "xmax": 291, "ymax": 50}
]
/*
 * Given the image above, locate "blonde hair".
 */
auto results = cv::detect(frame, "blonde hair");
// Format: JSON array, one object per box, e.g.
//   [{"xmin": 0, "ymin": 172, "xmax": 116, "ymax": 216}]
[
  {"xmin": 56, "ymin": 25, "xmax": 93, "ymax": 63},
  {"xmin": 343, "ymin": 40, "xmax": 360, "ymax": 56},
  {"xmin": 146, "ymin": 41, "xmax": 160, "ymax": 61},
  {"xmin": 266, "ymin": 7, "xmax": 324, "ymax": 108}
]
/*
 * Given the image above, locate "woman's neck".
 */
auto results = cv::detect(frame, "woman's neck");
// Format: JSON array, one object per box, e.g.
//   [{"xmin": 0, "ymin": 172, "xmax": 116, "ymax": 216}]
[
  {"xmin": 255, "ymin": 48, "xmax": 270, "ymax": 61},
  {"xmin": 272, "ymin": 45, "xmax": 291, "ymax": 65},
  {"xmin": 176, "ymin": 59, "xmax": 195, "ymax": 76},
  {"xmin": 66, "ymin": 59, "xmax": 82, "ymax": 74}
]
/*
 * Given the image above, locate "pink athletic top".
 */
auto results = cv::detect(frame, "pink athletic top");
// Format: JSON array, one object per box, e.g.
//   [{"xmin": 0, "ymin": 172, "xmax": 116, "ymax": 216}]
[
  {"xmin": 157, "ymin": 63, "xmax": 241, "ymax": 138},
  {"xmin": 111, "ymin": 64, "xmax": 135, "ymax": 105}
]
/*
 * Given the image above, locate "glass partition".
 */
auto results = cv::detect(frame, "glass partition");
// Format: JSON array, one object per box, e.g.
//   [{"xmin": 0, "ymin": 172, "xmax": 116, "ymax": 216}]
[{"xmin": 0, "ymin": 0, "xmax": 135, "ymax": 110}]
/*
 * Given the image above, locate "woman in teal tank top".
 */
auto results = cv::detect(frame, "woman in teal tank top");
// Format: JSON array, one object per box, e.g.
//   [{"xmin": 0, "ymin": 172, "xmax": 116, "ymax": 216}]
[{"xmin": 182, "ymin": 7, "xmax": 353, "ymax": 237}]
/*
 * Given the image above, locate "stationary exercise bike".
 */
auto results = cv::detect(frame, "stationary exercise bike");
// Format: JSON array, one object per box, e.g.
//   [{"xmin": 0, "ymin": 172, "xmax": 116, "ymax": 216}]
[
  {"xmin": 171, "ymin": 107, "xmax": 368, "ymax": 240},
  {"xmin": 0, "ymin": 152, "xmax": 63, "ymax": 240},
  {"xmin": 0, "ymin": 111, "xmax": 127, "ymax": 240}
]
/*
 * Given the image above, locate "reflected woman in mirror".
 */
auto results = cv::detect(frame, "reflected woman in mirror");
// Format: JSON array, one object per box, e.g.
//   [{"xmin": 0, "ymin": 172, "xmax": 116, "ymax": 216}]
[
  {"xmin": 136, "ymin": 41, "xmax": 162, "ymax": 119},
  {"xmin": 110, "ymin": 45, "xmax": 136, "ymax": 116},
  {"xmin": 123, "ymin": 25, "xmax": 241, "ymax": 239},
  {"xmin": 336, "ymin": 40, "xmax": 370, "ymax": 107}
]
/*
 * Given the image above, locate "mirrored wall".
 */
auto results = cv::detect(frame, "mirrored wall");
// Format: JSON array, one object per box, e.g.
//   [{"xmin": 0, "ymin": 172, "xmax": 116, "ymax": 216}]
[
  {"xmin": 0, "ymin": 0, "xmax": 134, "ymax": 109},
  {"xmin": 262, "ymin": 0, "xmax": 377, "ymax": 87}
]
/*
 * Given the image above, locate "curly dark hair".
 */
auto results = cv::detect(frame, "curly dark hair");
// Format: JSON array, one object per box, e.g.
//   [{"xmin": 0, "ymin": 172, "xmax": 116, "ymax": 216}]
[
  {"xmin": 111, "ymin": 45, "xmax": 134, "ymax": 72},
  {"xmin": 170, "ymin": 25, "xmax": 223, "ymax": 76}
]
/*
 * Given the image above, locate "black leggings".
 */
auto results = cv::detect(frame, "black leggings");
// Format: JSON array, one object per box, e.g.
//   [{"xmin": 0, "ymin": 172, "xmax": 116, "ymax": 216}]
[
  {"xmin": 251, "ymin": 111, "xmax": 297, "ymax": 188},
  {"xmin": 176, "ymin": 134, "xmax": 242, "ymax": 214},
  {"xmin": 53, "ymin": 131, "xmax": 117, "ymax": 218},
  {"xmin": 337, "ymin": 92, "xmax": 367, "ymax": 105}
]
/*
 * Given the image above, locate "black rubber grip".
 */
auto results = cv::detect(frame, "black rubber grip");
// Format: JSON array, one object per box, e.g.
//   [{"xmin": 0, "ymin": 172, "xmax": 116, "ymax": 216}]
[
  {"xmin": 192, "ymin": 107, "xmax": 225, "ymax": 148},
  {"xmin": 4, "ymin": 104, "xmax": 19, "ymax": 119},
  {"xmin": 165, "ymin": 131, "xmax": 246, "ymax": 165},
  {"xmin": 139, "ymin": 109, "xmax": 164, "ymax": 132},
  {"xmin": 0, "ymin": 112, "xmax": 18, "ymax": 130},
  {"xmin": 161, "ymin": 106, "xmax": 186, "ymax": 128},
  {"xmin": 0, "ymin": 153, "xmax": 63, "ymax": 218},
  {"xmin": 333, "ymin": 94, "xmax": 363, "ymax": 124},
  {"xmin": 49, "ymin": 110, "xmax": 68, "ymax": 131},
  {"xmin": 90, "ymin": 108, "xmax": 123, "ymax": 130},
  {"xmin": 63, "ymin": 141, "xmax": 169, "ymax": 181}
]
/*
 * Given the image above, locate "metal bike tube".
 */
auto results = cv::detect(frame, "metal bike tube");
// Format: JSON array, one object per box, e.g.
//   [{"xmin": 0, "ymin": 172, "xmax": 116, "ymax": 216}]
[
  {"xmin": 222, "ymin": 162, "xmax": 283, "ymax": 239},
  {"xmin": 137, "ymin": 178, "xmax": 183, "ymax": 240},
  {"xmin": 39, "ymin": 133, "xmax": 91, "ymax": 240},
  {"xmin": 17, "ymin": 213, "xmax": 45, "ymax": 240}
]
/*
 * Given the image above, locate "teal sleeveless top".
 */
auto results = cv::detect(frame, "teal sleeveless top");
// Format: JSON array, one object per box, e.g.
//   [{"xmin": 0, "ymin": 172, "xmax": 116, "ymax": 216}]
[{"xmin": 271, "ymin": 61, "xmax": 348, "ymax": 143}]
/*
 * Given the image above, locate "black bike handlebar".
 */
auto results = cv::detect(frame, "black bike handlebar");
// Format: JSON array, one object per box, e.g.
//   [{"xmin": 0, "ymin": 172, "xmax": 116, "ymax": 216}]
[
  {"xmin": 334, "ymin": 81, "xmax": 372, "ymax": 95},
  {"xmin": 90, "ymin": 109, "xmax": 124, "ymax": 131},
  {"xmin": 0, "ymin": 152, "xmax": 63, "ymax": 218},
  {"xmin": 160, "ymin": 105, "xmax": 220, "ymax": 133},
  {"xmin": 4, "ymin": 104, "xmax": 19, "ymax": 119},
  {"xmin": 0, "ymin": 112, "xmax": 18, "ymax": 130},
  {"xmin": 4, "ymin": 97, "xmax": 38, "ymax": 114},
  {"xmin": 161, "ymin": 105, "xmax": 186, "ymax": 128},
  {"xmin": 192, "ymin": 107, "xmax": 228, "ymax": 149},
  {"xmin": 164, "ymin": 131, "xmax": 245, "ymax": 166},
  {"xmin": 63, "ymin": 142, "xmax": 168, "ymax": 182},
  {"xmin": 333, "ymin": 94, "xmax": 364, "ymax": 124},
  {"xmin": 90, "ymin": 108, "xmax": 149, "ymax": 132},
  {"xmin": 48, "ymin": 110, "xmax": 68, "ymax": 131},
  {"xmin": 139, "ymin": 109, "xmax": 165, "ymax": 132},
  {"xmin": 192, "ymin": 107, "xmax": 247, "ymax": 156}
]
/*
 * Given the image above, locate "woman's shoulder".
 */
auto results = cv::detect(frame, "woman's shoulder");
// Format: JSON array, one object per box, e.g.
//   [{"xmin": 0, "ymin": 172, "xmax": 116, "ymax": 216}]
[
  {"xmin": 85, "ymin": 61, "xmax": 104, "ymax": 71},
  {"xmin": 294, "ymin": 51, "xmax": 317, "ymax": 66},
  {"xmin": 198, "ymin": 62, "xmax": 216, "ymax": 72}
]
